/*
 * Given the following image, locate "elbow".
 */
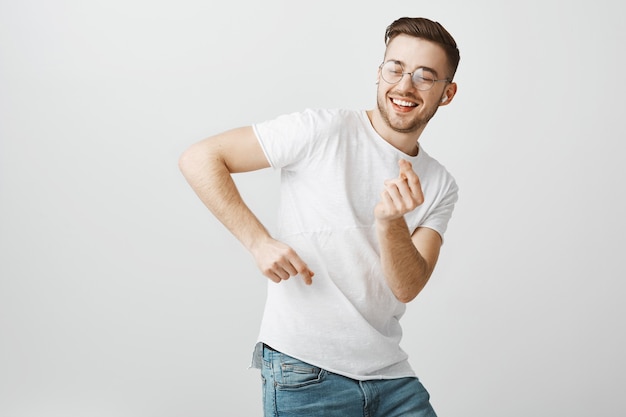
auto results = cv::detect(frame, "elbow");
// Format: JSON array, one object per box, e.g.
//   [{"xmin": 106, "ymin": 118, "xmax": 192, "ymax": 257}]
[
  {"xmin": 178, "ymin": 146, "xmax": 196, "ymax": 177},
  {"xmin": 178, "ymin": 143, "xmax": 213, "ymax": 180},
  {"xmin": 395, "ymin": 290, "xmax": 419, "ymax": 304},
  {"xmin": 391, "ymin": 272, "xmax": 432, "ymax": 304}
]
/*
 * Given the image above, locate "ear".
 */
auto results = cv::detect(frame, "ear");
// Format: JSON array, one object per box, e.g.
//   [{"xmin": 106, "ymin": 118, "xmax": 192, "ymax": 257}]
[{"xmin": 439, "ymin": 82, "xmax": 457, "ymax": 106}]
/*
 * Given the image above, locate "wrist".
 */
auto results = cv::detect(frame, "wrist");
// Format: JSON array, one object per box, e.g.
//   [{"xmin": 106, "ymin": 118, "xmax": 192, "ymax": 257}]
[
  {"xmin": 375, "ymin": 216, "xmax": 407, "ymax": 231},
  {"xmin": 246, "ymin": 230, "xmax": 273, "ymax": 254}
]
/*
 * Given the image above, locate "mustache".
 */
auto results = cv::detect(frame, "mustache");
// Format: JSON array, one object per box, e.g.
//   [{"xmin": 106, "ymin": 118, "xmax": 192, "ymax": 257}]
[{"xmin": 388, "ymin": 91, "xmax": 419, "ymax": 101}]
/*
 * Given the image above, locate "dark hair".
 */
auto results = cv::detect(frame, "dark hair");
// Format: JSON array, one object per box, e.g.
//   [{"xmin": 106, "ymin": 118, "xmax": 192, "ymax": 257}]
[{"xmin": 385, "ymin": 17, "xmax": 460, "ymax": 80}]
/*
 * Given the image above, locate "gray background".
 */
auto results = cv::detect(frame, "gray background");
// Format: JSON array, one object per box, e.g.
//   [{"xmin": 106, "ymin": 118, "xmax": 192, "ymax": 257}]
[{"xmin": 1, "ymin": 0, "xmax": 625, "ymax": 416}]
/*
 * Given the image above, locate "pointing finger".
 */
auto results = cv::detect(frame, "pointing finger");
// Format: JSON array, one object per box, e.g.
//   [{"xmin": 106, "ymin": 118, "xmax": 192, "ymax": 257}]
[
  {"xmin": 397, "ymin": 159, "xmax": 423, "ymax": 198},
  {"xmin": 290, "ymin": 256, "xmax": 315, "ymax": 285},
  {"xmin": 300, "ymin": 269, "xmax": 314, "ymax": 285}
]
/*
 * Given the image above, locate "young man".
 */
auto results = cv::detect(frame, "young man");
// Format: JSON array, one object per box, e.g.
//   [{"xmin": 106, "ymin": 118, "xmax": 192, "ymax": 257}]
[{"xmin": 179, "ymin": 16, "xmax": 460, "ymax": 417}]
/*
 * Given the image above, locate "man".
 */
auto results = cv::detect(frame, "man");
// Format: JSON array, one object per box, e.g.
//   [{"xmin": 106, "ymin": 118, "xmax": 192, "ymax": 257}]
[{"xmin": 179, "ymin": 16, "xmax": 460, "ymax": 417}]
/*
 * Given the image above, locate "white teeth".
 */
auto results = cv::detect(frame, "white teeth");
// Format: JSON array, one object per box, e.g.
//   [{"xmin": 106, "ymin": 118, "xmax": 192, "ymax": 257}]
[{"xmin": 392, "ymin": 98, "xmax": 416, "ymax": 107}]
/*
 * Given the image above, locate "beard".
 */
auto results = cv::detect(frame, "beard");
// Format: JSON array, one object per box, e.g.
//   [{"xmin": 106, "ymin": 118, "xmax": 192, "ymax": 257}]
[{"xmin": 376, "ymin": 91, "xmax": 439, "ymax": 134}]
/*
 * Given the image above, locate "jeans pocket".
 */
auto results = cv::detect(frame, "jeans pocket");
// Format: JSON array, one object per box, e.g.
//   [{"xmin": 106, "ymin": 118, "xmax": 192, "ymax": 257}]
[{"xmin": 277, "ymin": 354, "xmax": 326, "ymax": 389}]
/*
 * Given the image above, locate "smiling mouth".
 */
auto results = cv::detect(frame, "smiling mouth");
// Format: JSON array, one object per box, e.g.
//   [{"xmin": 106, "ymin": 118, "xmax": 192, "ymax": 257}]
[{"xmin": 391, "ymin": 97, "xmax": 417, "ymax": 109}]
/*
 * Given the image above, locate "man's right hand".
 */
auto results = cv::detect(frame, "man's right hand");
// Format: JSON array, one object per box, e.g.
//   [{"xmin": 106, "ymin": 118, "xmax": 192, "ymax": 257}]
[
  {"xmin": 179, "ymin": 126, "xmax": 314, "ymax": 285},
  {"xmin": 250, "ymin": 237, "xmax": 314, "ymax": 285}
]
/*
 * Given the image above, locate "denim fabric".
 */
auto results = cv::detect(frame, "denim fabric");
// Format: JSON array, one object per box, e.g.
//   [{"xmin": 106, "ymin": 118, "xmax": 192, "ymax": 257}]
[{"xmin": 261, "ymin": 345, "xmax": 437, "ymax": 417}]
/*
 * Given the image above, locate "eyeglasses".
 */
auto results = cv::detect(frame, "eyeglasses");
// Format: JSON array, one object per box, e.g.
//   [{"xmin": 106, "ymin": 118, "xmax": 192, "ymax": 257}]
[{"xmin": 379, "ymin": 60, "xmax": 450, "ymax": 91}]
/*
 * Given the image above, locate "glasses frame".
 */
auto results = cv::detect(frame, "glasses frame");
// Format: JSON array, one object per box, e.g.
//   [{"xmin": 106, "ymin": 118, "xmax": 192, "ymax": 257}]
[{"xmin": 379, "ymin": 60, "xmax": 451, "ymax": 91}]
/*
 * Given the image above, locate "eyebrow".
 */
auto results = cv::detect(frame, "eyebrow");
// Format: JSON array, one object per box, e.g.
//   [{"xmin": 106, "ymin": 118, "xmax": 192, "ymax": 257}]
[{"xmin": 386, "ymin": 59, "xmax": 440, "ymax": 78}]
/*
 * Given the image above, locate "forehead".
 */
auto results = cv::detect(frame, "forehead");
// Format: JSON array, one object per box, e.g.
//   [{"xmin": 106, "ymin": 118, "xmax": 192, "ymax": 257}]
[{"xmin": 384, "ymin": 34, "xmax": 448, "ymax": 73}]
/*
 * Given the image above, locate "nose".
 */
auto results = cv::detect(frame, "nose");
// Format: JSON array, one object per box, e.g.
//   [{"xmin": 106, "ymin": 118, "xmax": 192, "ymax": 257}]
[{"xmin": 397, "ymin": 72, "xmax": 416, "ymax": 90}]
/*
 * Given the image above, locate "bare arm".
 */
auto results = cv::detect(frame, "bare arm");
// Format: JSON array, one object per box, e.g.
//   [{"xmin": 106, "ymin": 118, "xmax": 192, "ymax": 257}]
[
  {"xmin": 374, "ymin": 159, "xmax": 441, "ymax": 303},
  {"xmin": 178, "ymin": 126, "xmax": 314, "ymax": 284}
]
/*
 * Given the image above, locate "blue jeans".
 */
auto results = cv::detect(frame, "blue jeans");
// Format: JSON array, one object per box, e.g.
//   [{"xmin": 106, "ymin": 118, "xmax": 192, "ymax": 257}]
[{"xmin": 261, "ymin": 344, "xmax": 437, "ymax": 417}]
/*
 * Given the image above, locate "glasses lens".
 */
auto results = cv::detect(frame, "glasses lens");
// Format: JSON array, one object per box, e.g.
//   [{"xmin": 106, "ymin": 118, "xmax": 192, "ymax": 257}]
[
  {"xmin": 381, "ymin": 62, "xmax": 438, "ymax": 90},
  {"xmin": 381, "ymin": 61, "xmax": 404, "ymax": 84},
  {"xmin": 411, "ymin": 68, "xmax": 436, "ymax": 91}
]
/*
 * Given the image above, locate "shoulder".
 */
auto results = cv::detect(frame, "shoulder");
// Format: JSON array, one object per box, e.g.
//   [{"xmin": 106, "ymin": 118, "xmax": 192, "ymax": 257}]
[
  {"xmin": 279, "ymin": 108, "xmax": 361, "ymax": 124},
  {"xmin": 294, "ymin": 108, "xmax": 361, "ymax": 126},
  {"xmin": 255, "ymin": 108, "xmax": 362, "ymax": 138},
  {"xmin": 417, "ymin": 146, "xmax": 459, "ymax": 193}
]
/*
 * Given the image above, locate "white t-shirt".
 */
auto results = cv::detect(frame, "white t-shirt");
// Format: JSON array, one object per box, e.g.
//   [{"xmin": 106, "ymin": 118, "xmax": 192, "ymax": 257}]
[{"xmin": 250, "ymin": 108, "xmax": 458, "ymax": 380}]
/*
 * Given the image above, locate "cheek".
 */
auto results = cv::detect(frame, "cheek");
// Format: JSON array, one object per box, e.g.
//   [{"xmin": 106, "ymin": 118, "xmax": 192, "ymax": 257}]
[
  {"xmin": 423, "ymin": 91, "xmax": 442, "ymax": 106},
  {"xmin": 376, "ymin": 84, "xmax": 391, "ymax": 100},
  {"xmin": 376, "ymin": 88, "xmax": 390, "ymax": 108}
]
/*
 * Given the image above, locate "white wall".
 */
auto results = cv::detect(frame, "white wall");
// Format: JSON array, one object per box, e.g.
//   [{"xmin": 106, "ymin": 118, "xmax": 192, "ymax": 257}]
[{"xmin": 1, "ymin": 1, "xmax": 624, "ymax": 416}]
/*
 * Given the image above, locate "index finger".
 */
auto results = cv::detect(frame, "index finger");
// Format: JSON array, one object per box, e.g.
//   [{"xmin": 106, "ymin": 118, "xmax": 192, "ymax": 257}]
[
  {"xmin": 289, "ymin": 255, "xmax": 315, "ymax": 285},
  {"xmin": 398, "ymin": 159, "xmax": 421, "ymax": 192}
]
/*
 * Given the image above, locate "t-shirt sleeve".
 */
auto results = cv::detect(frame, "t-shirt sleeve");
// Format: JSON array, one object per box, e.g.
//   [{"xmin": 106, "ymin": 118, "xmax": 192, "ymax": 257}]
[
  {"xmin": 419, "ymin": 178, "xmax": 459, "ymax": 243},
  {"xmin": 252, "ymin": 109, "xmax": 322, "ymax": 170}
]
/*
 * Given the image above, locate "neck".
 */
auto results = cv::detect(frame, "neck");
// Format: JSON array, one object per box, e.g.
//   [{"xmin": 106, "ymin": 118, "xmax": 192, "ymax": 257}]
[{"xmin": 366, "ymin": 109, "xmax": 424, "ymax": 156}]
